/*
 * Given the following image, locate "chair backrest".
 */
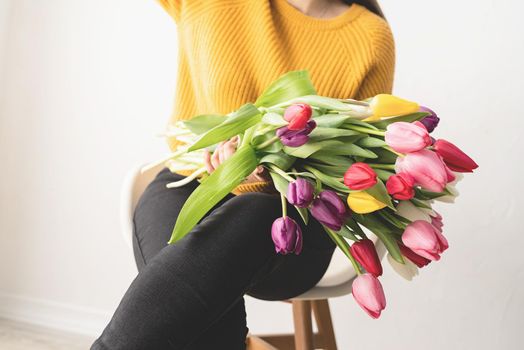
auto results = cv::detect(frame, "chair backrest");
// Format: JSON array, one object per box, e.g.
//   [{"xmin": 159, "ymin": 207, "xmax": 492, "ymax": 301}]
[{"xmin": 119, "ymin": 163, "xmax": 165, "ymax": 248}]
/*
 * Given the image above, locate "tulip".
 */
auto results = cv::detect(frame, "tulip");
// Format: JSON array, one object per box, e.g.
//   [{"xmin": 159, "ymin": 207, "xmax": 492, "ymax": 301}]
[
  {"xmin": 350, "ymin": 239, "xmax": 383, "ymax": 277},
  {"xmin": 343, "ymin": 163, "xmax": 377, "ymax": 190},
  {"xmin": 444, "ymin": 164, "xmax": 456, "ymax": 183},
  {"xmin": 366, "ymin": 94, "xmax": 420, "ymax": 121},
  {"xmin": 386, "ymin": 172, "xmax": 415, "ymax": 200},
  {"xmin": 402, "ymin": 220, "xmax": 449, "ymax": 261},
  {"xmin": 419, "ymin": 106, "xmax": 440, "ymax": 133},
  {"xmin": 271, "ymin": 217, "xmax": 303, "ymax": 255},
  {"xmin": 435, "ymin": 172, "xmax": 463, "ymax": 203},
  {"xmin": 395, "ymin": 149, "xmax": 448, "ymax": 192},
  {"xmin": 387, "ymin": 254, "xmax": 419, "ymax": 281},
  {"xmin": 396, "ymin": 201, "xmax": 432, "ymax": 222},
  {"xmin": 283, "ymin": 103, "xmax": 312, "ymax": 130},
  {"xmin": 385, "ymin": 121, "xmax": 432, "ymax": 153},
  {"xmin": 433, "ymin": 139, "xmax": 478, "ymax": 173},
  {"xmin": 287, "ymin": 178, "xmax": 314, "ymax": 208},
  {"xmin": 430, "ymin": 211, "xmax": 443, "ymax": 231},
  {"xmin": 398, "ymin": 243, "xmax": 431, "ymax": 268},
  {"xmin": 310, "ymin": 190, "xmax": 348, "ymax": 231},
  {"xmin": 352, "ymin": 274, "xmax": 386, "ymax": 319},
  {"xmin": 347, "ymin": 191, "xmax": 387, "ymax": 214},
  {"xmin": 276, "ymin": 120, "xmax": 316, "ymax": 147}
]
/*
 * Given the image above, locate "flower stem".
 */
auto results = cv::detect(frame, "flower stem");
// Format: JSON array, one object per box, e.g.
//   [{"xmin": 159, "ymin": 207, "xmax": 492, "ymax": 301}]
[
  {"xmin": 255, "ymin": 135, "xmax": 280, "ymax": 150},
  {"xmin": 268, "ymin": 164, "xmax": 295, "ymax": 182},
  {"xmin": 345, "ymin": 125, "xmax": 385, "ymax": 136},
  {"xmin": 280, "ymin": 192, "xmax": 288, "ymax": 217},
  {"xmin": 368, "ymin": 163, "xmax": 396, "ymax": 170},
  {"xmin": 383, "ymin": 146, "xmax": 404, "ymax": 157},
  {"xmin": 166, "ymin": 167, "xmax": 207, "ymax": 188},
  {"xmin": 323, "ymin": 226, "xmax": 362, "ymax": 275}
]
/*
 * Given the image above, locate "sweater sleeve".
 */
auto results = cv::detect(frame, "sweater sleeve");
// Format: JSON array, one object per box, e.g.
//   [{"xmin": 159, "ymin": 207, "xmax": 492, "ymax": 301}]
[
  {"xmin": 354, "ymin": 20, "xmax": 396, "ymax": 99},
  {"xmin": 156, "ymin": 0, "xmax": 182, "ymax": 23}
]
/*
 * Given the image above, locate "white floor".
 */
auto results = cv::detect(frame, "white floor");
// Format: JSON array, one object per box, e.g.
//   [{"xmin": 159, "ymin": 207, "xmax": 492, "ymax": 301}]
[{"xmin": 0, "ymin": 319, "xmax": 94, "ymax": 350}]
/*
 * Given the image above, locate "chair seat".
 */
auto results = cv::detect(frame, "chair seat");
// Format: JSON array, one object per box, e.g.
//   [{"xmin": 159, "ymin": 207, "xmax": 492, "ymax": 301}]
[{"xmin": 120, "ymin": 164, "xmax": 386, "ymax": 301}]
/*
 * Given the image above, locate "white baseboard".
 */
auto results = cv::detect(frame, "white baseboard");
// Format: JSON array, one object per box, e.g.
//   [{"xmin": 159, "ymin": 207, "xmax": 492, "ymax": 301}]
[{"xmin": 0, "ymin": 293, "xmax": 112, "ymax": 337}]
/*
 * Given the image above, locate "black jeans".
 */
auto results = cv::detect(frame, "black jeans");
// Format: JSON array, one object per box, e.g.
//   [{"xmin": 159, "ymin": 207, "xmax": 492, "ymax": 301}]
[{"xmin": 92, "ymin": 168, "xmax": 335, "ymax": 350}]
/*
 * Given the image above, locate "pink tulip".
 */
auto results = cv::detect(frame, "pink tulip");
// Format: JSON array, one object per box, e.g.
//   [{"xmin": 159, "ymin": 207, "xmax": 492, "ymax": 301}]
[
  {"xmin": 402, "ymin": 220, "xmax": 449, "ymax": 261},
  {"xmin": 352, "ymin": 274, "xmax": 386, "ymax": 319},
  {"xmin": 385, "ymin": 121, "xmax": 432, "ymax": 153},
  {"xmin": 395, "ymin": 149, "xmax": 448, "ymax": 192},
  {"xmin": 350, "ymin": 239, "xmax": 383, "ymax": 277},
  {"xmin": 430, "ymin": 212, "xmax": 444, "ymax": 231},
  {"xmin": 433, "ymin": 139, "xmax": 478, "ymax": 173},
  {"xmin": 283, "ymin": 103, "xmax": 312, "ymax": 130},
  {"xmin": 398, "ymin": 243, "xmax": 431, "ymax": 268}
]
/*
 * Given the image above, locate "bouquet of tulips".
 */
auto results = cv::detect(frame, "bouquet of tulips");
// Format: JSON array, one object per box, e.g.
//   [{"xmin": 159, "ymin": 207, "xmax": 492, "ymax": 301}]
[{"xmin": 144, "ymin": 70, "xmax": 478, "ymax": 318}]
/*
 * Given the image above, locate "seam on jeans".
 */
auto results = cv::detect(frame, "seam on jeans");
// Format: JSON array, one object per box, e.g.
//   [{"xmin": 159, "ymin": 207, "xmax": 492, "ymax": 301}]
[{"xmin": 132, "ymin": 209, "xmax": 147, "ymax": 269}]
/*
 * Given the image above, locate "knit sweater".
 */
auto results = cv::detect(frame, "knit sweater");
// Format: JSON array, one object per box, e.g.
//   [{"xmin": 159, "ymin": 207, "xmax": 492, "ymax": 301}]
[{"xmin": 156, "ymin": 0, "xmax": 395, "ymax": 195}]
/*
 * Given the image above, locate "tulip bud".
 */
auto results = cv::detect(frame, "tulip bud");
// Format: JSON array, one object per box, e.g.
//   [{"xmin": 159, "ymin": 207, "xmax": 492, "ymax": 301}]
[
  {"xmin": 395, "ymin": 149, "xmax": 448, "ymax": 192},
  {"xmin": 352, "ymin": 274, "xmax": 386, "ymax": 319},
  {"xmin": 433, "ymin": 139, "xmax": 478, "ymax": 173},
  {"xmin": 271, "ymin": 217, "xmax": 303, "ymax": 255},
  {"xmin": 310, "ymin": 190, "xmax": 348, "ymax": 231},
  {"xmin": 367, "ymin": 94, "xmax": 420, "ymax": 121},
  {"xmin": 276, "ymin": 120, "xmax": 316, "ymax": 147},
  {"xmin": 402, "ymin": 220, "xmax": 449, "ymax": 261},
  {"xmin": 419, "ymin": 106, "xmax": 440, "ymax": 133},
  {"xmin": 350, "ymin": 239, "xmax": 383, "ymax": 277},
  {"xmin": 343, "ymin": 163, "xmax": 377, "ymax": 190},
  {"xmin": 287, "ymin": 178, "xmax": 314, "ymax": 208},
  {"xmin": 385, "ymin": 121, "xmax": 432, "ymax": 153},
  {"xmin": 283, "ymin": 103, "xmax": 312, "ymax": 130},
  {"xmin": 347, "ymin": 191, "xmax": 387, "ymax": 214},
  {"xmin": 386, "ymin": 172, "xmax": 415, "ymax": 200}
]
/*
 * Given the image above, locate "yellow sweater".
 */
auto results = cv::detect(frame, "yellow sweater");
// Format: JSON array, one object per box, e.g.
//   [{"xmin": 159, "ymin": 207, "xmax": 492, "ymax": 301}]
[{"xmin": 156, "ymin": 0, "xmax": 395, "ymax": 195}]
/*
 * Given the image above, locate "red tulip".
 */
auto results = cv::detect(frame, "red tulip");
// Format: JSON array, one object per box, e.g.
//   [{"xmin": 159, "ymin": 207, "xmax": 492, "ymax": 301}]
[
  {"xmin": 343, "ymin": 163, "xmax": 377, "ymax": 190},
  {"xmin": 433, "ymin": 139, "xmax": 478, "ymax": 173},
  {"xmin": 402, "ymin": 220, "xmax": 449, "ymax": 261},
  {"xmin": 350, "ymin": 239, "xmax": 383, "ymax": 277},
  {"xmin": 398, "ymin": 242, "xmax": 431, "ymax": 268},
  {"xmin": 352, "ymin": 274, "xmax": 386, "ymax": 319},
  {"xmin": 283, "ymin": 103, "xmax": 312, "ymax": 130},
  {"xmin": 385, "ymin": 121, "xmax": 432, "ymax": 153},
  {"xmin": 386, "ymin": 172, "xmax": 415, "ymax": 200},
  {"xmin": 395, "ymin": 149, "xmax": 448, "ymax": 192}
]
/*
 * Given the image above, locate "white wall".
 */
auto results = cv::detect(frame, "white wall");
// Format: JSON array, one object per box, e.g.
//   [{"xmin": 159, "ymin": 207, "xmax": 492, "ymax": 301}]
[{"xmin": 0, "ymin": 0, "xmax": 522, "ymax": 349}]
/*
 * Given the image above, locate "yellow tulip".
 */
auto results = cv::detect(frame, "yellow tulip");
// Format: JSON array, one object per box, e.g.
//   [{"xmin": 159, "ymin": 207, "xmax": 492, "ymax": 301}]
[
  {"xmin": 364, "ymin": 94, "xmax": 420, "ymax": 121},
  {"xmin": 347, "ymin": 191, "xmax": 387, "ymax": 214}
]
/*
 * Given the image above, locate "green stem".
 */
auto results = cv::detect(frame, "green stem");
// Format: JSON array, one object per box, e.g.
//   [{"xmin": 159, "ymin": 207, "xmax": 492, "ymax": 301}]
[
  {"xmin": 368, "ymin": 163, "xmax": 396, "ymax": 170},
  {"xmin": 323, "ymin": 226, "xmax": 362, "ymax": 275},
  {"xmin": 255, "ymin": 135, "xmax": 280, "ymax": 150},
  {"xmin": 383, "ymin": 146, "xmax": 404, "ymax": 157},
  {"xmin": 280, "ymin": 193, "xmax": 287, "ymax": 217},
  {"xmin": 345, "ymin": 125, "xmax": 385, "ymax": 136},
  {"xmin": 268, "ymin": 164, "xmax": 295, "ymax": 182}
]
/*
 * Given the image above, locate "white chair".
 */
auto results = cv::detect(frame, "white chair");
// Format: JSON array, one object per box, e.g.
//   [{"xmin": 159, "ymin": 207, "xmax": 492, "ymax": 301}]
[{"xmin": 120, "ymin": 164, "xmax": 385, "ymax": 350}]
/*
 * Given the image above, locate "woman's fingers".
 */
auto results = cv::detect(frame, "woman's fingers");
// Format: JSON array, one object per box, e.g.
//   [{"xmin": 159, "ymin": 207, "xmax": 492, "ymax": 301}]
[
  {"xmin": 203, "ymin": 149, "xmax": 215, "ymax": 174},
  {"xmin": 211, "ymin": 144, "xmax": 221, "ymax": 169}
]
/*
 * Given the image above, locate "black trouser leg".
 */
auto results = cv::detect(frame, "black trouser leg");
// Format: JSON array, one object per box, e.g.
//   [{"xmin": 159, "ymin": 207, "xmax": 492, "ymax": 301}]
[{"xmin": 91, "ymin": 168, "xmax": 335, "ymax": 350}]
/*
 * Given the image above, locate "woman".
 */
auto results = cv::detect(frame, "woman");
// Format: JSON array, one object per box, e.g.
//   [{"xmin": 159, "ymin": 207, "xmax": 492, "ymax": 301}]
[{"xmin": 92, "ymin": 0, "xmax": 394, "ymax": 349}]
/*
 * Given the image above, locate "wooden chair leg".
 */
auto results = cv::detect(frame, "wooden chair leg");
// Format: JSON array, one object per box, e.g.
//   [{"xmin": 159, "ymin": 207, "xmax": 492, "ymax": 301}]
[
  {"xmin": 311, "ymin": 299, "xmax": 338, "ymax": 350},
  {"xmin": 292, "ymin": 300, "xmax": 314, "ymax": 350}
]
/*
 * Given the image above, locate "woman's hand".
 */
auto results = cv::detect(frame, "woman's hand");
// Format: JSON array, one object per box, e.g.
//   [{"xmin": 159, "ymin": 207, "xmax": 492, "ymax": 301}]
[{"xmin": 203, "ymin": 135, "xmax": 270, "ymax": 183}]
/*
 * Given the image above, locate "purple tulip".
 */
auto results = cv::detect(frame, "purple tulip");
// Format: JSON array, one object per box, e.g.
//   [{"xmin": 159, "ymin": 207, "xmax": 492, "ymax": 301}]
[
  {"xmin": 419, "ymin": 106, "xmax": 440, "ymax": 133},
  {"xmin": 271, "ymin": 217, "xmax": 303, "ymax": 255},
  {"xmin": 310, "ymin": 190, "xmax": 348, "ymax": 231},
  {"xmin": 287, "ymin": 178, "xmax": 315, "ymax": 208},
  {"xmin": 276, "ymin": 120, "xmax": 316, "ymax": 147}
]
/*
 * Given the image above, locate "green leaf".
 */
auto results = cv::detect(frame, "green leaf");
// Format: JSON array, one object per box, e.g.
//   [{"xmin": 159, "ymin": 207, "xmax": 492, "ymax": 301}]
[
  {"xmin": 370, "ymin": 112, "xmax": 430, "ymax": 129},
  {"xmin": 322, "ymin": 142, "xmax": 377, "ymax": 159},
  {"xmin": 313, "ymin": 114, "xmax": 351, "ymax": 128},
  {"xmin": 368, "ymin": 148, "xmax": 398, "ymax": 164},
  {"xmin": 302, "ymin": 165, "xmax": 350, "ymax": 193},
  {"xmin": 187, "ymin": 104, "xmax": 262, "ymax": 152},
  {"xmin": 335, "ymin": 225, "xmax": 358, "ymax": 241},
  {"xmin": 255, "ymin": 70, "xmax": 316, "ymax": 107},
  {"xmin": 308, "ymin": 152, "xmax": 353, "ymax": 167},
  {"xmin": 261, "ymin": 112, "xmax": 287, "ymax": 126},
  {"xmin": 182, "ymin": 114, "xmax": 225, "ymax": 134},
  {"xmin": 283, "ymin": 140, "xmax": 341, "ymax": 158},
  {"xmin": 281, "ymin": 95, "xmax": 358, "ymax": 111},
  {"xmin": 356, "ymin": 136, "xmax": 387, "ymax": 148},
  {"xmin": 308, "ymin": 127, "xmax": 361, "ymax": 142},
  {"xmin": 414, "ymin": 187, "xmax": 447, "ymax": 200},
  {"xmin": 252, "ymin": 133, "xmax": 283, "ymax": 153},
  {"xmin": 365, "ymin": 180, "xmax": 394, "ymax": 209},
  {"xmin": 169, "ymin": 145, "xmax": 258, "ymax": 244},
  {"xmin": 343, "ymin": 118, "xmax": 378, "ymax": 130},
  {"xmin": 410, "ymin": 198, "xmax": 432, "ymax": 209},
  {"xmin": 306, "ymin": 163, "xmax": 347, "ymax": 177},
  {"xmin": 374, "ymin": 168, "xmax": 394, "ymax": 182},
  {"xmin": 345, "ymin": 217, "xmax": 366, "ymax": 238},
  {"xmin": 259, "ymin": 151, "xmax": 295, "ymax": 170}
]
